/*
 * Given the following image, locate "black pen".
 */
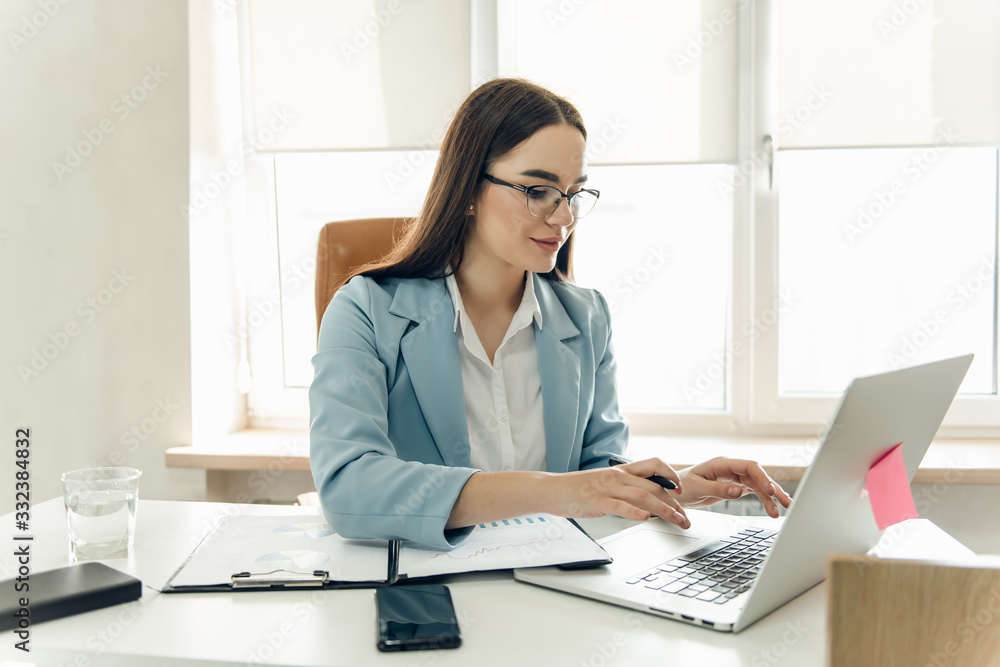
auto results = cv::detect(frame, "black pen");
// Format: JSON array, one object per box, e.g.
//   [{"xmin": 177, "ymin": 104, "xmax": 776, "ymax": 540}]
[{"xmin": 608, "ymin": 455, "xmax": 678, "ymax": 490}]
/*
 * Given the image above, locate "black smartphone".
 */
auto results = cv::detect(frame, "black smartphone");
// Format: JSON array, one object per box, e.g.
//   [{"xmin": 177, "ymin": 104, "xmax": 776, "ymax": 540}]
[{"xmin": 375, "ymin": 584, "xmax": 462, "ymax": 652}]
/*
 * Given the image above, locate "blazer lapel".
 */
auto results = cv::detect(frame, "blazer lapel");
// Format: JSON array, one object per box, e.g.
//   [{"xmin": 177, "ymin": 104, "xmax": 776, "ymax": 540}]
[
  {"xmin": 391, "ymin": 279, "xmax": 471, "ymax": 468},
  {"xmin": 533, "ymin": 275, "xmax": 582, "ymax": 473}
]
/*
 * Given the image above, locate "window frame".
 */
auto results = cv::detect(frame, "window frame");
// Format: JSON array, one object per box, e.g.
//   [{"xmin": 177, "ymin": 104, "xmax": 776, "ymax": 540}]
[
  {"xmin": 746, "ymin": 0, "xmax": 1000, "ymax": 434},
  {"xmin": 236, "ymin": 0, "xmax": 1000, "ymax": 437}
]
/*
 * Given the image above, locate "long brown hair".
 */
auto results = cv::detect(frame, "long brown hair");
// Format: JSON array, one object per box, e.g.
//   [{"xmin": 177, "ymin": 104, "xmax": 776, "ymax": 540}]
[{"xmin": 342, "ymin": 78, "xmax": 587, "ymax": 290}]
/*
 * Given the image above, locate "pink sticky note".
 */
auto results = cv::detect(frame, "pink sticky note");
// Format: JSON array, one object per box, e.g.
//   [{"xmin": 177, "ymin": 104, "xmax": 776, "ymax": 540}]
[{"xmin": 865, "ymin": 443, "xmax": 918, "ymax": 530}]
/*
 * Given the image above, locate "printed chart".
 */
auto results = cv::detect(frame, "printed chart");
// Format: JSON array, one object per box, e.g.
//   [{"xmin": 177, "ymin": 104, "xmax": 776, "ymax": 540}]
[{"xmin": 399, "ymin": 514, "xmax": 609, "ymax": 579}]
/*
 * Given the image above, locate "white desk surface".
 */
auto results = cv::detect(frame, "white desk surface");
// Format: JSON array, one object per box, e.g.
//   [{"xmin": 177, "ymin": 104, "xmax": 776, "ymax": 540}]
[{"xmin": 0, "ymin": 498, "xmax": 973, "ymax": 666}]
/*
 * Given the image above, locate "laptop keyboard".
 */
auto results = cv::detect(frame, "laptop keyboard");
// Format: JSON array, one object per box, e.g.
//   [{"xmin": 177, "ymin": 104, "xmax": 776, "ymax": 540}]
[{"xmin": 624, "ymin": 527, "xmax": 777, "ymax": 605}]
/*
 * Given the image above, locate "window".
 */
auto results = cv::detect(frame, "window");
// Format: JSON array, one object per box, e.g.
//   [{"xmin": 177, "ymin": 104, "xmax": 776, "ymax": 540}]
[
  {"xmin": 229, "ymin": 0, "xmax": 1000, "ymax": 435},
  {"xmin": 573, "ymin": 164, "xmax": 733, "ymax": 412},
  {"xmin": 751, "ymin": 0, "xmax": 1000, "ymax": 427},
  {"xmin": 777, "ymin": 147, "xmax": 996, "ymax": 398}
]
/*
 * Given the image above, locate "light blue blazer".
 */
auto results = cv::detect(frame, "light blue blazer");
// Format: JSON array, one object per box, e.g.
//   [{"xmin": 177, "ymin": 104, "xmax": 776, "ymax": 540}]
[{"xmin": 309, "ymin": 272, "xmax": 628, "ymax": 549}]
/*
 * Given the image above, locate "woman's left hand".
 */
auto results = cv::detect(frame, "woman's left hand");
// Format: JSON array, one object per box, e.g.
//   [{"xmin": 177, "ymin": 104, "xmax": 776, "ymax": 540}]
[{"xmin": 675, "ymin": 457, "xmax": 792, "ymax": 518}]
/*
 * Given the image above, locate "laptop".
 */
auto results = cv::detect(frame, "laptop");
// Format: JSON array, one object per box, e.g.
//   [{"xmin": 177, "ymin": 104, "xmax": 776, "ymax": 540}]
[{"xmin": 514, "ymin": 354, "xmax": 974, "ymax": 632}]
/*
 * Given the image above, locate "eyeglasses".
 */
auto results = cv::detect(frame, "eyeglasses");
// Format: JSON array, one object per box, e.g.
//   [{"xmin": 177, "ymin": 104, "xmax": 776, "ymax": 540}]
[{"xmin": 480, "ymin": 173, "xmax": 600, "ymax": 220}]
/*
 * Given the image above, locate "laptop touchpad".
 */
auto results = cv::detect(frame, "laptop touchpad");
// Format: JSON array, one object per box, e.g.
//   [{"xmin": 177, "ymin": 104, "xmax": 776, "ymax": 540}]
[{"xmin": 602, "ymin": 527, "xmax": 701, "ymax": 573}]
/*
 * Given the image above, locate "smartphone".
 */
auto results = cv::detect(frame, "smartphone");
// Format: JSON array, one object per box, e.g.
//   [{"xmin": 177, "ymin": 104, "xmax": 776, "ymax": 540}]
[{"xmin": 375, "ymin": 584, "xmax": 462, "ymax": 652}]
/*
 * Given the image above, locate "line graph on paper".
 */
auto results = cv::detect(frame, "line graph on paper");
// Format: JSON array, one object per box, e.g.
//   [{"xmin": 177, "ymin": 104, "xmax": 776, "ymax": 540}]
[
  {"xmin": 398, "ymin": 513, "xmax": 610, "ymax": 579},
  {"xmin": 429, "ymin": 536, "xmax": 553, "ymax": 561}
]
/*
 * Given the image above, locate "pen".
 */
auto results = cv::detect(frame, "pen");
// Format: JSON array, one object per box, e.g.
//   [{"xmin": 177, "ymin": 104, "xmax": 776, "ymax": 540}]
[{"xmin": 608, "ymin": 455, "xmax": 678, "ymax": 490}]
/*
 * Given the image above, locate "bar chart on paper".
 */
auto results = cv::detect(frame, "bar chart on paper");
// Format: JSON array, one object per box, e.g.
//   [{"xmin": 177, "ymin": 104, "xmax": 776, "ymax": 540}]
[
  {"xmin": 477, "ymin": 516, "xmax": 549, "ymax": 529},
  {"xmin": 398, "ymin": 514, "xmax": 609, "ymax": 579}
]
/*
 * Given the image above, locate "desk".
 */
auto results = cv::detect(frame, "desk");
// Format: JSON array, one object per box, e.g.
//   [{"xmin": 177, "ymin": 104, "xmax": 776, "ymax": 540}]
[{"xmin": 0, "ymin": 498, "xmax": 973, "ymax": 666}]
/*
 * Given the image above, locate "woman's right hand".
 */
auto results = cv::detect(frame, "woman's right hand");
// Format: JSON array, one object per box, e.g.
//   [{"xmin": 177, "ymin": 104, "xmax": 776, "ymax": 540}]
[{"xmin": 542, "ymin": 458, "xmax": 690, "ymax": 528}]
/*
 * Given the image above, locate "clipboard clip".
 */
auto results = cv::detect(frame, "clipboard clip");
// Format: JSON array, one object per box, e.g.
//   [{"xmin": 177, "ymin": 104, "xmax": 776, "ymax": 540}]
[{"xmin": 231, "ymin": 569, "xmax": 329, "ymax": 589}]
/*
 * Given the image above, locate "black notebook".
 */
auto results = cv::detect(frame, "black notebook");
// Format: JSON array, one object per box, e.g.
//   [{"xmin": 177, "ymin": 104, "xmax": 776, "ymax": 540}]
[{"xmin": 0, "ymin": 562, "xmax": 142, "ymax": 630}]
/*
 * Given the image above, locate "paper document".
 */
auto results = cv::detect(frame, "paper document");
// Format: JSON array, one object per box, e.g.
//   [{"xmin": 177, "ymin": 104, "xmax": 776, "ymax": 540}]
[{"xmin": 400, "ymin": 514, "xmax": 610, "ymax": 579}]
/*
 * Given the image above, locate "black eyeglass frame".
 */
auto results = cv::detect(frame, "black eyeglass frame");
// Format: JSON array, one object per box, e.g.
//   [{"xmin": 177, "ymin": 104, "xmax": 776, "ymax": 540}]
[{"xmin": 480, "ymin": 173, "xmax": 601, "ymax": 219}]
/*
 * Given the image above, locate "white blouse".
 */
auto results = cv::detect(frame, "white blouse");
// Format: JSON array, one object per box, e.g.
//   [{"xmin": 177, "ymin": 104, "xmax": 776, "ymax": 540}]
[{"xmin": 444, "ymin": 273, "xmax": 547, "ymax": 472}]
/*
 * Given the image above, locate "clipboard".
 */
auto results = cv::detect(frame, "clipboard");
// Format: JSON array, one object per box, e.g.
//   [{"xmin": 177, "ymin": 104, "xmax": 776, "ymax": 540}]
[
  {"xmin": 221, "ymin": 540, "xmax": 401, "ymax": 590},
  {"xmin": 162, "ymin": 514, "xmax": 609, "ymax": 593}
]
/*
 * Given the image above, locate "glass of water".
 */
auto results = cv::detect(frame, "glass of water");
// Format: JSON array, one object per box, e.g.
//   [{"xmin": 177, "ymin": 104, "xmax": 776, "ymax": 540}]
[{"xmin": 60, "ymin": 467, "xmax": 141, "ymax": 561}]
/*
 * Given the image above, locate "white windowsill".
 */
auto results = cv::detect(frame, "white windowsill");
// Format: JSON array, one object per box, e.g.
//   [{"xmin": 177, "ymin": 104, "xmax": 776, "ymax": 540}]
[{"xmin": 166, "ymin": 429, "xmax": 1000, "ymax": 486}]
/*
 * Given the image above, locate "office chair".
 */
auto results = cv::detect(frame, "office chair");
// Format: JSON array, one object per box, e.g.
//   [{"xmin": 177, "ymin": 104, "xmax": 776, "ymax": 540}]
[
  {"xmin": 314, "ymin": 217, "xmax": 407, "ymax": 336},
  {"xmin": 300, "ymin": 217, "xmax": 406, "ymax": 508}
]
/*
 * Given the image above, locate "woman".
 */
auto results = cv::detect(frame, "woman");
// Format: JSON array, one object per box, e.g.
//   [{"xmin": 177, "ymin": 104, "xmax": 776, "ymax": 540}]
[{"xmin": 310, "ymin": 78, "xmax": 791, "ymax": 549}]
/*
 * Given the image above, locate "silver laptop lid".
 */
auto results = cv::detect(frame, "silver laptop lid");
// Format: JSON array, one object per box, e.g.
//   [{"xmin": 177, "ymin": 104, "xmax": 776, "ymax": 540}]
[{"xmin": 733, "ymin": 353, "xmax": 973, "ymax": 632}]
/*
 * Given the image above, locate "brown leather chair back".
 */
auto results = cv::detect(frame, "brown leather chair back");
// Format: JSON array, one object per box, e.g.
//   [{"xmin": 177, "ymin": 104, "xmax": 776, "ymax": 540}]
[{"xmin": 315, "ymin": 218, "xmax": 406, "ymax": 334}]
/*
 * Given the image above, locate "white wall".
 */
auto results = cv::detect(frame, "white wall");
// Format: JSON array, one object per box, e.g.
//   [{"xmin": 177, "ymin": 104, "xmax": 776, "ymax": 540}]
[{"xmin": 0, "ymin": 0, "xmax": 202, "ymax": 513}]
